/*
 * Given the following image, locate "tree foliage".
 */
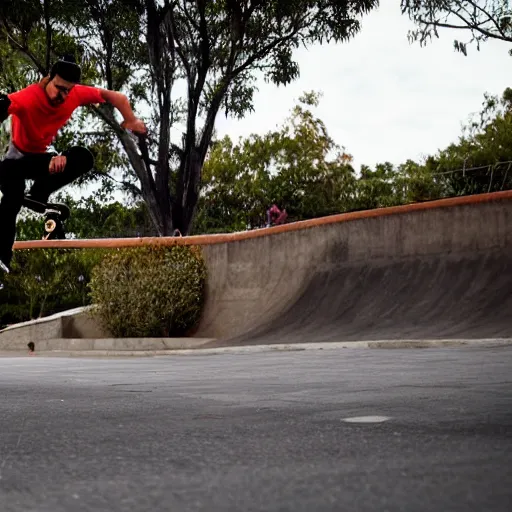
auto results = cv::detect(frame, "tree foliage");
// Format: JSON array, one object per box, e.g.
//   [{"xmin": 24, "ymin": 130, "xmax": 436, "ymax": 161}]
[
  {"xmin": 418, "ymin": 87, "xmax": 512, "ymax": 195},
  {"xmin": 0, "ymin": 0, "xmax": 378, "ymax": 236},
  {"xmin": 194, "ymin": 91, "xmax": 357, "ymax": 232},
  {"xmin": 401, "ymin": 0, "xmax": 512, "ymax": 55},
  {"xmin": 0, "ymin": 248, "xmax": 102, "ymax": 326},
  {"xmin": 195, "ymin": 87, "xmax": 512, "ymax": 233},
  {"xmin": 15, "ymin": 194, "xmax": 157, "ymax": 241}
]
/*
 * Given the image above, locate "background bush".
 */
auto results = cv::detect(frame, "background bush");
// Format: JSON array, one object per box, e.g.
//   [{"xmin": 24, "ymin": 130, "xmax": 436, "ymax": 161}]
[
  {"xmin": 89, "ymin": 245, "xmax": 207, "ymax": 337},
  {"xmin": 0, "ymin": 248, "xmax": 105, "ymax": 328}
]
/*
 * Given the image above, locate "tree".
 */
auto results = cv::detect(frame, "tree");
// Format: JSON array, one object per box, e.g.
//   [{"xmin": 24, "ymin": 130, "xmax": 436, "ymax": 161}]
[
  {"xmin": 15, "ymin": 194, "xmax": 156, "ymax": 240},
  {"xmin": 0, "ymin": 33, "xmax": 37, "ymax": 154},
  {"xmin": 194, "ymin": 91, "xmax": 357, "ymax": 233},
  {"xmin": 354, "ymin": 162, "xmax": 403, "ymax": 209},
  {"xmin": 0, "ymin": 0, "xmax": 378, "ymax": 236},
  {"xmin": 401, "ymin": 0, "xmax": 512, "ymax": 55},
  {"xmin": 357, "ymin": 87, "xmax": 512, "ymax": 202},
  {"xmin": 423, "ymin": 87, "xmax": 512, "ymax": 195}
]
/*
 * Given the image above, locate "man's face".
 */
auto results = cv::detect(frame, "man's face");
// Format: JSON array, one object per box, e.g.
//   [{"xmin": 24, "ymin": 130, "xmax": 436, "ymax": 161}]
[{"xmin": 45, "ymin": 75, "xmax": 75, "ymax": 106}]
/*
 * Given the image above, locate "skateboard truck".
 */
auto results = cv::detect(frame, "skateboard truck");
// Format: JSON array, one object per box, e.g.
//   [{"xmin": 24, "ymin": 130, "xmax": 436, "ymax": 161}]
[{"xmin": 22, "ymin": 196, "xmax": 70, "ymax": 240}]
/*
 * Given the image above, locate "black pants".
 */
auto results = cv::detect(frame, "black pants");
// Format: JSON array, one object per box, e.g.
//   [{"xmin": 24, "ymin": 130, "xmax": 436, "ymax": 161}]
[{"xmin": 0, "ymin": 146, "xmax": 94, "ymax": 267}]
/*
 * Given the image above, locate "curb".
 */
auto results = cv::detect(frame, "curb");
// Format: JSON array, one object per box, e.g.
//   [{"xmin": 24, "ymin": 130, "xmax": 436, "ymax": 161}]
[
  {"xmin": 0, "ymin": 337, "xmax": 216, "ymax": 353},
  {"xmin": 1, "ymin": 339, "xmax": 511, "ymax": 357}
]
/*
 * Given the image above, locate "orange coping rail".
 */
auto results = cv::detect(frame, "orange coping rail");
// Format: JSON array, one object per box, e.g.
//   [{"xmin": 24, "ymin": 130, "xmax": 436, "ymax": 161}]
[{"xmin": 13, "ymin": 190, "xmax": 512, "ymax": 250}]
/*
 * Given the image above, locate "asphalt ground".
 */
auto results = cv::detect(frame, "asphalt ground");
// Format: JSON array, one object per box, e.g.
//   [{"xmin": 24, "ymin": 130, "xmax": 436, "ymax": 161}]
[{"xmin": 1, "ymin": 346, "xmax": 511, "ymax": 511}]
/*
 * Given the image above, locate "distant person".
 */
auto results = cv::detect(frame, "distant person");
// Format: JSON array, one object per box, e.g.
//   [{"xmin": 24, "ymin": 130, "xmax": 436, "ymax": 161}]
[{"xmin": 266, "ymin": 204, "xmax": 288, "ymax": 227}]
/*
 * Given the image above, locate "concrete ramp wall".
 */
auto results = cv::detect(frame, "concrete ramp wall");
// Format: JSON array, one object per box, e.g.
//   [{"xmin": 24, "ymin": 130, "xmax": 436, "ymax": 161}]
[
  {"xmin": 4, "ymin": 191, "xmax": 512, "ymax": 348},
  {"xmin": 195, "ymin": 192, "xmax": 512, "ymax": 344}
]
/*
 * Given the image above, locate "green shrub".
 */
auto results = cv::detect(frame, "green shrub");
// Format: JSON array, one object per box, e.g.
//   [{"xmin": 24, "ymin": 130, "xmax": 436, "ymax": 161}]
[
  {"xmin": 0, "ymin": 248, "xmax": 106, "ymax": 328},
  {"xmin": 89, "ymin": 245, "xmax": 207, "ymax": 337},
  {"xmin": 404, "ymin": 171, "xmax": 443, "ymax": 203}
]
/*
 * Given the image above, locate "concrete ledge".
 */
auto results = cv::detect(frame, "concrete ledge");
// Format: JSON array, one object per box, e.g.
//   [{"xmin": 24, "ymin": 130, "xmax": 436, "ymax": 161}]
[
  {"xmin": 0, "ymin": 306, "xmax": 86, "ymax": 348},
  {"xmin": 1, "ymin": 306, "xmax": 89, "ymax": 332},
  {"xmin": 0, "ymin": 306, "xmax": 112, "ymax": 349},
  {"xmin": 0, "ymin": 337, "xmax": 216, "ymax": 352},
  {"xmin": 1, "ymin": 338, "xmax": 510, "ymax": 357}
]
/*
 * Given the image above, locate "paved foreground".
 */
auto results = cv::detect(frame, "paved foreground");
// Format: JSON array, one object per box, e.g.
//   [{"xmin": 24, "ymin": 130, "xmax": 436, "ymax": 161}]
[{"xmin": 1, "ymin": 347, "xmax": 511, "ymax": 512}]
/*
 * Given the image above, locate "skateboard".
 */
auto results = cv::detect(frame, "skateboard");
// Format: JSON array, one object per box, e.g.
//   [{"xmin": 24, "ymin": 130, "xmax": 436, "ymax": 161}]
[{"xmin": 22, "ymin": 196, "xmax": 70, "ymax": 240}]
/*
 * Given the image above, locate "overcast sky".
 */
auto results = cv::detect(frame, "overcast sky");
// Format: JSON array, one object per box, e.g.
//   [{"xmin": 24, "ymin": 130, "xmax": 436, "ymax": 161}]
[
  {"xmin": 65, "ymin": 1, "xmax": 510, "ymax": 204},
  {"xmin": 213, "ymin": 1, "xmax": 511, "ymax": 172}
]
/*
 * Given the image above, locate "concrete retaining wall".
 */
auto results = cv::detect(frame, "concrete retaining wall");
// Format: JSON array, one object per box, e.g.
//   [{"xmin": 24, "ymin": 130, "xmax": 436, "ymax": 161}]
[
  {"xmin": 3, "ymin": 191, "xmax": 512, "ymax": 350},
  {"xmin": 195, "ymin": 192, "xmax": 512, "ymax": 341}
]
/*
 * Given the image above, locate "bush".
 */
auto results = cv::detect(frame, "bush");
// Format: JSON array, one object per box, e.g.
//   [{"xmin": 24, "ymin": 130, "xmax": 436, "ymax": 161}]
[
  {"xmin": 0, "ymin": 248, "xmax": 105, "ymax": 328},
  {"xmin": 404, "ymin": 171, "xmax": 444, "ymax": 203},
  {"xmin": 89, "ymin": 245, "xmax": 207, "ymax": 337}
]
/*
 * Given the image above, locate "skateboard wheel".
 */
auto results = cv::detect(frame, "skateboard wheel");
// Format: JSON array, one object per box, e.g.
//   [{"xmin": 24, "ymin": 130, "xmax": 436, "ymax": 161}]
[{"xmin": 45, "ymin": 219, "xmax": 57, "ymax": 233}]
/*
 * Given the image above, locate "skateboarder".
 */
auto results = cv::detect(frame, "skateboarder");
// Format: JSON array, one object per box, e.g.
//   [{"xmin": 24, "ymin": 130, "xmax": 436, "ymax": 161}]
[{"xmin": 0, "ymin": 55, "xmax": 147, "ymax": 275}]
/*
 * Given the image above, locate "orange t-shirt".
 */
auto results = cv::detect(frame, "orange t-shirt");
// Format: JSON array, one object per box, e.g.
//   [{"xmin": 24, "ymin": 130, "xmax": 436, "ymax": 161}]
[{"xmin": 7, "ymin": 83, "xmax": 105, "ymax": 153}]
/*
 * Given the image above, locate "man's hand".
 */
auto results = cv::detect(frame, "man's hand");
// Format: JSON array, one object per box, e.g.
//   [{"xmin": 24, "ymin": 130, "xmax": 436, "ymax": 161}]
[
  {"xmin": 49, "ymin": 155, "xmax": 67, "ymax": 174},
  {"xmin": 121, "ymin": 118, "xmax": 147, "ymax": 135}
]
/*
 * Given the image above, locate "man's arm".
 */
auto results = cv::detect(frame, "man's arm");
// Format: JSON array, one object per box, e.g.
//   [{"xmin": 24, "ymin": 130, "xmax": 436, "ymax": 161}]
[
  {"xmin": 99, "ymin": 89, "xmax": 135, "ymax": 122},
  {"xmin": 99, "ymin": 89, "xmax": 146, "ymax": 135}
]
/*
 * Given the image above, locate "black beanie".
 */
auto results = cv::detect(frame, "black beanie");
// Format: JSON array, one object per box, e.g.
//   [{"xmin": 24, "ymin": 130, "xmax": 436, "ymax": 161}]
[{"xmin": 50, "ymin": 55, "xmax": 81, "ymax": 83}]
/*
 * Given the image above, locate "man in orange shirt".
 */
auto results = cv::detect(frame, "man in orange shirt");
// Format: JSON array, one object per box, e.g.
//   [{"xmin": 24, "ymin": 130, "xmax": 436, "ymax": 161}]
[{"xmin": 0, "ymin": 56, "xmax": 147, "ymax": 274}]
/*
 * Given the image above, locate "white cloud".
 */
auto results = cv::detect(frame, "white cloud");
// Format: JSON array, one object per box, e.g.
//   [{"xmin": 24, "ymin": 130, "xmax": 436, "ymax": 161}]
[{"xmin": 214, "ymin": 2, "xmax": 512, "ymax": 171}]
